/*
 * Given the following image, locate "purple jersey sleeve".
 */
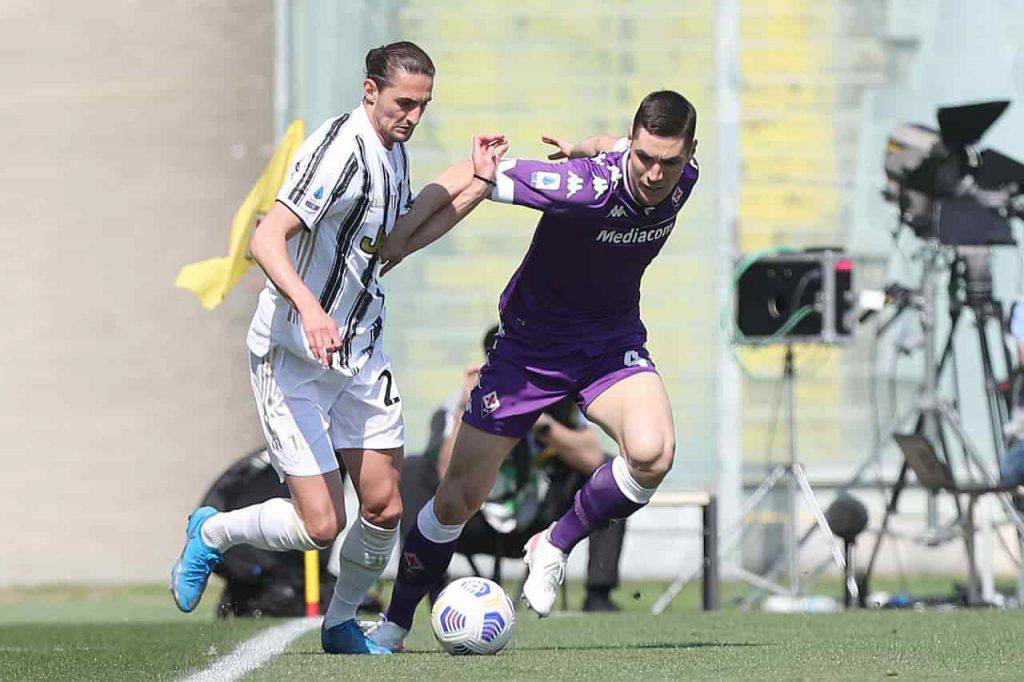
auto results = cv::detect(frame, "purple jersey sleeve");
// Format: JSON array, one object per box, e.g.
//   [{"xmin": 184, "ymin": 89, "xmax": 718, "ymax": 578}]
[{"xmin": 491, "ymin": 155, "xmax": 620, "ymax": 211}]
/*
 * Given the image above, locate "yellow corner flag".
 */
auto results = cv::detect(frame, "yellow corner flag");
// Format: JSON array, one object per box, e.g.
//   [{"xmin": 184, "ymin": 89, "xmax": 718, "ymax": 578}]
[{"xmin": 175, "ymin": 120, "xmax": 306, "ymax": 310}]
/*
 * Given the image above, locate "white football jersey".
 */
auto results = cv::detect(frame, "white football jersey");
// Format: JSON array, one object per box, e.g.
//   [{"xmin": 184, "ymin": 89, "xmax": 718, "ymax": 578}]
[{"xmin": 247, "ymin": 104, "xmax": 411, "ymax": 375}]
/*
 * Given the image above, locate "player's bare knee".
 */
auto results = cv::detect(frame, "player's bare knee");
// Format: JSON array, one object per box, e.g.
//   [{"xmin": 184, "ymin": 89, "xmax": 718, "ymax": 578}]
[
  {"xmin": 361, "ymin": 496, "xmax": 402, "ymax": 530},
  {"xmin": 625, "ymin": 435, "xmax": 675, "ymax": 483},
  {"xmin": 433, "ymin": 485, "xmax": 479, "ymax": 526},
  {"xmin": 304, "ymin": 509, "xmax": 345, "ymax": 546}
]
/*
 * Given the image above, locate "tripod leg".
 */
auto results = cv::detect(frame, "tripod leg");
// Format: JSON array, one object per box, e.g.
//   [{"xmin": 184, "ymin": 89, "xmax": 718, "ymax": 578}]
[
  {"xmin": 651, "ymin": 465, "xmax": 789, "ymax": 614},
  {"xmin": 844, "ymin": 541, "xmax": 854, "ymax": 608},
  {"xmin": 859, "ymin": 460, "xmax": 909, "ymax": 605},
  {"xmin": 792, "ymin": 463, "xmax": 858, "ymax": 600},
  {"xmin": 933, "ymin": 416, "xmax": 965, "ymax": 519},
  {"xmin": 975, "ymin": 311, "xmax": 1009, "ymax": 469},
  {"xmin": 963, "ymin": 495, "xmax": 980, "ymax": 605},
  {"xmin": 936, "ymin": 402, "xmax": 998, "ymax": 484},
  {"xmin": 1018, "ymin": 528, "xmax": 1024, "ymax": 605}
]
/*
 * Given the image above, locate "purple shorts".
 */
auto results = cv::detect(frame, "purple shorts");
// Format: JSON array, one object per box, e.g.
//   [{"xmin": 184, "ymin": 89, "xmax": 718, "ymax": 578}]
[{"xmin": 462, "ymin": 330, "xmax": 658, "ymax": 438}]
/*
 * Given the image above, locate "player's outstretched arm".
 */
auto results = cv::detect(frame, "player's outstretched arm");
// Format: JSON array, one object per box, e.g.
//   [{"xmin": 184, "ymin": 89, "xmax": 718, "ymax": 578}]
[
  {"xmin": 250, "ymin": 203, "xmax": 340, "ymax": 367},
  {"xmin": 381, "ymin": 135, "xmax": 508, "ymax": 274},
  {"xmin": 388, "ymin": 158, "xmax": 477, "ymax": 241},
  {"xmin": 541, "ymin": 134, "xmax": 620, "ymax": 160}
]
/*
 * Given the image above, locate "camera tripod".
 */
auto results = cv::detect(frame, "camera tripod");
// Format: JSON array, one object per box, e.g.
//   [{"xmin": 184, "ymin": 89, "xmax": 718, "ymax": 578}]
[
  {"xmin": 706, "ymin": 244, "xmax": 1024, "ymax": 610},
  {"xmin": 857, "ymin": 243, "xmax": 1024, "ymax": 604},
  {"xmin": 653, "ymin": 344, "xmax": 856, "ymax": 614}
]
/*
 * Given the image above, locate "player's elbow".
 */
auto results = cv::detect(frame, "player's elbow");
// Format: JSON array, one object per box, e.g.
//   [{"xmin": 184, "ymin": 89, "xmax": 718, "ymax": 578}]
[
  {"xmin": 250, "ymin": 205, "xmax": 304, "ymax": 265},
  {"xmin": 249, "ymin": 232, "xmax": 265, "ymax": 263},
  {"xmin": 248, "ymin": 224, "xmax": 273, "ymax": 267}
]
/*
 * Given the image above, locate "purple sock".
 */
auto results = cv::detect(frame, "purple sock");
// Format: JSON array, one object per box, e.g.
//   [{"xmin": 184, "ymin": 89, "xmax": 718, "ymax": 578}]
[
  {"xmin": 549, "ymin": 462, "xmax": 646, "ymax": 553},
  {"xmin": 384, "ymin": 523, "xmax": 456, "ymax": 631}
]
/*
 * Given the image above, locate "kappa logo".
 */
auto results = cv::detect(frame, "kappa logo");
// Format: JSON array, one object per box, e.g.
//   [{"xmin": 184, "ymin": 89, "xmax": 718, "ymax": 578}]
[
  {"xmin": 530, "ymin": 171, "xmax": 561, "ymax": 191},
  {"xmin": 566, "ymin": 171, "xmax": 584, "ymax": 199},
  {"xmin": 593, "ymin": 176, "xmax": 609, "ymax": 199},
  {"xmin": 606, "ymin": 204, "xmax": 628, "ymax": 218},
  {"xmin": 481, "ymin": 391, "xmax": 501, "ymax": 416},
  {"xmin": 624, "ymin": 350, "xmax": 649, "ymax": 368},
  {"xmin": 609, "ymin": 165, "xmax": 622, "ymax": 186}
]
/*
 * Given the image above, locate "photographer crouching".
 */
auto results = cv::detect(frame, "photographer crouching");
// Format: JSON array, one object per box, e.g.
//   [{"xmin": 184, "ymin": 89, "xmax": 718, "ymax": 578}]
[{"xmin": 399, "ymin": 326, "xmax": 626, "ymax": 611}]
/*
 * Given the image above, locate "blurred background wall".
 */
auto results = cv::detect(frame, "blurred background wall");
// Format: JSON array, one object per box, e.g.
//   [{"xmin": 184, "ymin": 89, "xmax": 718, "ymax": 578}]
[
  {"xmin": 0, "ymin": 0, "xmax": 275, "ymax": 584},
  {"xmin": 2, "ymin": 0, "xmax": 1023, "ymax": 585}
]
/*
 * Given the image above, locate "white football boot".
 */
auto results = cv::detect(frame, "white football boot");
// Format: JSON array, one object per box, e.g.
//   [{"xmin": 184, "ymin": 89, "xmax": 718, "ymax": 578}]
[
  {"xmin": 522, "ymin": 525, "xmax": 567, "ymax": 617},
  {"xmin": 365, "ymin": 619, "xmax": 408, "ymax": 653}
]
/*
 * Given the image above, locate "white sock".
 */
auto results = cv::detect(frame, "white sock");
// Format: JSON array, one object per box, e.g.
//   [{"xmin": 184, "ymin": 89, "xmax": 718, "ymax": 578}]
[
  {"xmin": 323, "ymin": 516, "xmax": 399, "ymax": 628},
  {"xmin": 200, "ymin": 498, "xmax": 323, "ymax": 552},
  {"xmin": 612, "ymin": 456, "xmax": 657, "ymax": 503},
  {"xmin": 417, "ymin": 498, "xmax": 465, "ymax": 543}
]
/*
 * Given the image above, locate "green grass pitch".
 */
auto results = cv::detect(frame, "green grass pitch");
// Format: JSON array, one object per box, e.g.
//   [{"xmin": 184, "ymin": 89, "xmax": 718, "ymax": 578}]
[{"xmin": 3, "ymin": 581, "xmax": 1024, "ymax": 680}]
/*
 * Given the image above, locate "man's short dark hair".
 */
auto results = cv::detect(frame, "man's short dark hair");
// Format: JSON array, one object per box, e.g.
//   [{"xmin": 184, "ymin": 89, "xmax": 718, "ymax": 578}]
[
  {"xmin": 631, "ymin": 90, "xmax": 697, "ymax": 144},
  {"xmin": 365, "ymin": 41, "xmax": 435, "ymax": 87}
]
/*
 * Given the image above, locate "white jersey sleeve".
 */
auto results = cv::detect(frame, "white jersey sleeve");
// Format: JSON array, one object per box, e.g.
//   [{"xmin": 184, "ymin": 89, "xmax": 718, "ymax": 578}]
[
  {"xmin": 277, "ymin": 115, "xmax": 364, "ymax": 229},
  {"xmin": 396, "ymin": 142, "xmax": 414, "ymax": 217}
]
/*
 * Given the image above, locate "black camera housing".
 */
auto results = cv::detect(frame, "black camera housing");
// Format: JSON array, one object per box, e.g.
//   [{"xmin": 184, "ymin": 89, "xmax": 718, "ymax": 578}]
[{"xmin": 735, "ymin": 249, "xmax": 854, "ymax": 345}]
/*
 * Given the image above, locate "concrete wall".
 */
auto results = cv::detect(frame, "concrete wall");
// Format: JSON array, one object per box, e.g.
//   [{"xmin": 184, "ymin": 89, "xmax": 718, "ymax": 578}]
[{"xmin": 0, "ymin": 1, "xmax": 274, "ymax": 585}]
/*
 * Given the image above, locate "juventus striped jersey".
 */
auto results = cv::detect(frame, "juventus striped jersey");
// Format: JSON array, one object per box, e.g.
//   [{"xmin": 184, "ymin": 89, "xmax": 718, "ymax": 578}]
[{"xmin": 247, "ymin": 104, "xmax": 412, "ymax": 375}]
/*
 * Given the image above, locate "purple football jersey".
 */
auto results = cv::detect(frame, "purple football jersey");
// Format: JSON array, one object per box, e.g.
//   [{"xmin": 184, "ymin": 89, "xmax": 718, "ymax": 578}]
[{"xmin": 490, "ymin": 140, "xmax": 699, "ymax": 342}]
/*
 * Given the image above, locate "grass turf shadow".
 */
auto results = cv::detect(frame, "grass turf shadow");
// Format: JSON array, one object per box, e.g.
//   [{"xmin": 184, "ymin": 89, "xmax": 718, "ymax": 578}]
[{"xmin": 276, "ymin": 641, "xmax": 769, "ymax": 656}]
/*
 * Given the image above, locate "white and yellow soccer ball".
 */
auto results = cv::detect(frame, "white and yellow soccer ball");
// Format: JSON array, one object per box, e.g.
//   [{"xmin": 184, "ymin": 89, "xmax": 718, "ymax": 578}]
[{"xmin": 430, "ymin": 577, "xmax": 516, "ymax": 655}]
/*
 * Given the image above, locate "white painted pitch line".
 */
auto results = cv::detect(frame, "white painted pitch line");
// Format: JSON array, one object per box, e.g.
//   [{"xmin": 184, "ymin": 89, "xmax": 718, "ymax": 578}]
[{"xmin": 181, "ymin": 616, "xmax": 321, "ymax": 682}]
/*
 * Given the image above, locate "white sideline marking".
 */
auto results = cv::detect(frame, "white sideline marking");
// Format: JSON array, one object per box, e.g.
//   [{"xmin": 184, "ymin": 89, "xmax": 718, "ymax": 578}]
[{"xmin": 181, "ymin": 617, "xmax": 321, "ymax": 682}]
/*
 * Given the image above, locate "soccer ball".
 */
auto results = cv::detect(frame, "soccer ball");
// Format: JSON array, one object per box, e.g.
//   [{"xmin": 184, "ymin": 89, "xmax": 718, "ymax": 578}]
[{"xmin": 430, "ymin": 577, "xmax": 516, "ymax": 655}]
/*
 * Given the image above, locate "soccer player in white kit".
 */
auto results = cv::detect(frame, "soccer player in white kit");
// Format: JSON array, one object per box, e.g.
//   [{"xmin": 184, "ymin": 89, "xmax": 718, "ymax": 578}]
[{"xmin": 171, "ymin": 41, "xmax": 508, "ymax": 655}]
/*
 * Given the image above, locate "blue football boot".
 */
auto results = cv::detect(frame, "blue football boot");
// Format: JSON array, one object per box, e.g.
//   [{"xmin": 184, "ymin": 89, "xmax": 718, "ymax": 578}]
[
  {"xmin": 321, "ymin": 618, "xmax": 393, "ymax": 655},
  {"xmin": 170, "ymin": 506, "xmax": 222, "ymax": 613}
]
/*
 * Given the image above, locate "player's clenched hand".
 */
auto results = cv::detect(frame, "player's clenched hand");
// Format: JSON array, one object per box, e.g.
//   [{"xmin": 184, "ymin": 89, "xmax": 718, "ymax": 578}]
[
  {"xmin": 299, "ymin": 303, "xmax": 341, "ymax": 368},
  {"xmin": 541, "ymin": 135, "xmax": 574, "ymax": 160},
  {"xmin": 471, "ymin": 134, "xmax": 509, "ymax": 181}
]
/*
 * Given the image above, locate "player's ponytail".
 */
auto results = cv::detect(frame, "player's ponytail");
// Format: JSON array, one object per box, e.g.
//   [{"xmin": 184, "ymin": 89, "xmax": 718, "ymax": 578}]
[{"xmin": 365, "ymin": 41, "xmax": 435, "ymax": 88}]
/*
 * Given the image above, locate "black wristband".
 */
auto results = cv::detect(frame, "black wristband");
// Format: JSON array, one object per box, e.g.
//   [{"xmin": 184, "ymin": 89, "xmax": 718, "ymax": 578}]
[{"xmin": 473, "ymin": 174, "xmax": 496, "ymax": 187}]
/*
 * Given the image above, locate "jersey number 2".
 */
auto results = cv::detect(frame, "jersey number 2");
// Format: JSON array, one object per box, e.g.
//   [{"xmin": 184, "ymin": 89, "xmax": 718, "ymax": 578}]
[{"xmin": 379, "ymin": 369, "xmax": 400, "ymax": 406}]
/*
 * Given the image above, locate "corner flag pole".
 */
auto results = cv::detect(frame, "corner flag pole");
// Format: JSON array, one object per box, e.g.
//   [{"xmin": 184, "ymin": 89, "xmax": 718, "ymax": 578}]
[{"xmin": 304, "ymin": 550, "xmax": 320, "ymax": 617}]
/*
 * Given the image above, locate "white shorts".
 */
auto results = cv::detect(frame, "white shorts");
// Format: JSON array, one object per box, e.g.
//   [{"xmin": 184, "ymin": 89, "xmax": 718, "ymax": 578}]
[{"xmin": 249, "ymin": 345, "xmax": 405, "ymax": 479}]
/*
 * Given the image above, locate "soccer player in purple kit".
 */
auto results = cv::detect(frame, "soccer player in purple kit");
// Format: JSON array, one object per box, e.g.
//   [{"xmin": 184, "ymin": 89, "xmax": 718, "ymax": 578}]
[{"xmin": 371, "ymin": 90, "xmax": 698, "ymax": 649}]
